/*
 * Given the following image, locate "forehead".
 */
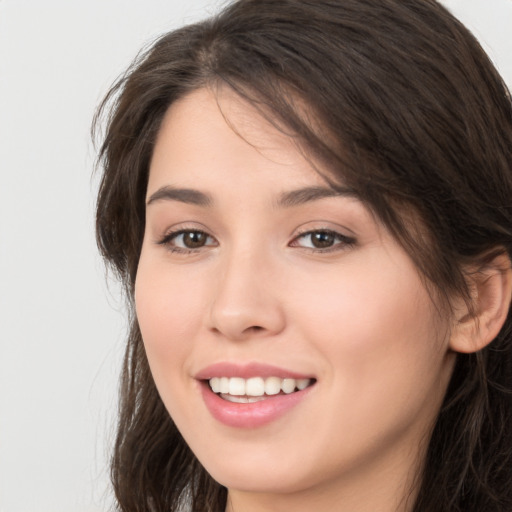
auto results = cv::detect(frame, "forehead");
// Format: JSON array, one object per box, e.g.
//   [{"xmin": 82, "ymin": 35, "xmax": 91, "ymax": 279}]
[{"xmin": 148, "ymin": 87, "xmax": 332, "ymax": 194}]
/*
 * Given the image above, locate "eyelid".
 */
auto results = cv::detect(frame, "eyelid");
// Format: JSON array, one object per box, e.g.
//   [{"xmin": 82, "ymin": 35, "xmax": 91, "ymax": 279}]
[
  {"xmin": 289, "ymin": 227, "xmax": 357, "ymax": 252},
  {"xmin": 158, "ymin": 228, "xmax": 215, "ymax": 244},
  {"xmin": 154, "ymin": 221, "xmax": 215, "ymax": 242},
  {"xmin": 156, "ymin": 225, "xmax": 218, "ymax": 253}
]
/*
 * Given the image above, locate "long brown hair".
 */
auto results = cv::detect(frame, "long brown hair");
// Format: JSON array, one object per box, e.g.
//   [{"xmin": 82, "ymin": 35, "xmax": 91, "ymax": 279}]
[{"xmin": 94, "ymin": 1, "xmax": 512, "ymax": 510}]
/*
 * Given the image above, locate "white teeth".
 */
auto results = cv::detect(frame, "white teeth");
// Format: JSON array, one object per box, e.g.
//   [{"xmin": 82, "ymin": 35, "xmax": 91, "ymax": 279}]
[
  {"xmin": 210, "ymin": 377, "xmax": 221, "ymax": 393},
  {"xmin": 281, "ymin": 378, "xmax": 296, "ymax": 394},
  {"xmin": 220, "ymin": 377, "xmax": 229, "ymax": 394},
  {"xmin": 265, "ymin": 377, "xmax": 282, "ymax": 395},
  {"xmin": 228, "ymin": 377, "xmax": 245, "ymax": 396},
  {"xmin": 208, "ymin": 376, "xmax": 313, "ymax": 397},
  {"xmin": 246, "ymin": 377, "xmax": 265, "ymax": 396},
  {"xmin": 221, "ymin": 394, "xmax": 267, "ymax": 403},
  {"xmin": 297, "ymin": 378, "xmax": 310, "ymax": 390}
]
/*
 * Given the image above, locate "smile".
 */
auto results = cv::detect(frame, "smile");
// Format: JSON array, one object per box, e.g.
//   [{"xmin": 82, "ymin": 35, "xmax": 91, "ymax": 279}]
[
  {"xmin": 209, "ymin": 376, "xmax": 312, "ymax": 401},
  {"xmin": 196, "ymin": 364, "xmax": 316, "ymax": 428}
]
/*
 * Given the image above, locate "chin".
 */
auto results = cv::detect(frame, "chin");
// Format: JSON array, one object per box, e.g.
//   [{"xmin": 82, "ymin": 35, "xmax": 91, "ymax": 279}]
[
  {"xmin": 197, "ymin": 448, "xmax": 320, "ymax": 495},
  {"xmin": 210, "ymin": 467, "xmax": 308, "ymax": 495}
]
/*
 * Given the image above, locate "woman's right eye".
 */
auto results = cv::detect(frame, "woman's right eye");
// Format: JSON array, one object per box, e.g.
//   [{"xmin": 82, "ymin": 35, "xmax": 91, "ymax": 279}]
[{"xmin": 158, "ymin": 229, "xmax": 217, "ymax": 252}]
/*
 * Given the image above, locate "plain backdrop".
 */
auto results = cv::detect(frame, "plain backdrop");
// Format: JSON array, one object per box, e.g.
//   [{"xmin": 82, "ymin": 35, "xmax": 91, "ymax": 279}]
[{"xmin": 0, "ymin": 1, "xmax": 511, "ymax": 511}]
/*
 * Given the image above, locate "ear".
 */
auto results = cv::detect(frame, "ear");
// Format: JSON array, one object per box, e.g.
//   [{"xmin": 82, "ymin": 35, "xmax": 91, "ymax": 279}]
[{"xmin": 450, "ymin": 252, "xmax": 512, "ymax": 354}]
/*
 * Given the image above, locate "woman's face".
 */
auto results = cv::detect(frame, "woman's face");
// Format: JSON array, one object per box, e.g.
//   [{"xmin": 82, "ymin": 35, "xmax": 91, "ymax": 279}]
[{"xmin": 136, "ymin": 88, "xmax": 456, "ymax": 507}]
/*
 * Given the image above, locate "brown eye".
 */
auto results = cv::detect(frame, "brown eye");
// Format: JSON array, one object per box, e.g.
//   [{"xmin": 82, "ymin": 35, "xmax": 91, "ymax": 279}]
[
  {"xmin": 181, "ymin": 231, "xmax": 208, "ymax": 248},
  {"xmin": 291, "ymin": 229, "xmax": 355, "ymax": 252},
  {"xmin": 310, "ymin": 231, "xmax": 336, "ymax": 248},
  {"xmin": 160, "ymin": 229, "xmax": 217, "ymax": 252}
]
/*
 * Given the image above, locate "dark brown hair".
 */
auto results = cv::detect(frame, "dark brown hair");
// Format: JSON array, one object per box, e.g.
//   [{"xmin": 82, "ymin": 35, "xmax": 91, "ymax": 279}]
[{"xmin": 94, "ymin": 1, "xmax": 512, "ymax": 510}]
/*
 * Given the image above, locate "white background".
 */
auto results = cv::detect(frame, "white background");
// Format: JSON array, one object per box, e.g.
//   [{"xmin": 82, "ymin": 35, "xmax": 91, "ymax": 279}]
[{"xmin": 0, "ymin": 1, "xmax": 511, "ymax": 511}]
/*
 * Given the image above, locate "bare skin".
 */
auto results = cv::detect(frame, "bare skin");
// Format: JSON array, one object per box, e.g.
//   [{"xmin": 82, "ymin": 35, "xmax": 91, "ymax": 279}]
[{"xmin": 136, "ymin": 87, "xmax": 465, "ymax": 512}]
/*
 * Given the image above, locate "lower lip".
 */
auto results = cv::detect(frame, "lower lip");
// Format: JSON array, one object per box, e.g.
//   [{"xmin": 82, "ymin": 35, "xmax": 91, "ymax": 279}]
[{"xmin": 199, "ymin": 381, "xmax": 314, "ymax": 428}]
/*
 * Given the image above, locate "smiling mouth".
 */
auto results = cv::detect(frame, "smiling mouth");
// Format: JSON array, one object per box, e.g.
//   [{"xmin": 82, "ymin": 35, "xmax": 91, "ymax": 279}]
[{"xmin": 208, "ymin": 376, "xmax": 315, "ymax": 403}]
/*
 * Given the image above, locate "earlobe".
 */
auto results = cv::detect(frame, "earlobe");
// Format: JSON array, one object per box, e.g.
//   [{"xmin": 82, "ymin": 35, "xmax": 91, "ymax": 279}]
[{"xmin": 449, "ymin": 252, "xmax": 512, "ymax": 354}]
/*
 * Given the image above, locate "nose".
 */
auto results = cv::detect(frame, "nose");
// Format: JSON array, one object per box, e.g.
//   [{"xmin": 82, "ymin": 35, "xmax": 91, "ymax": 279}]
[{"xmin": 208, "ymin": 249, "xmax": 286, "ymax": 341}]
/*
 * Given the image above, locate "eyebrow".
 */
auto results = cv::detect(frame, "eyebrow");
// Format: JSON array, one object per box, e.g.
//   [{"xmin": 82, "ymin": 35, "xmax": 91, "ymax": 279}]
[
  {"xmin": 146, "ymin": 186, "xmax": 213, "ymax": 207},
  {"xmin": 276, "ymin": 186, "xmax": 358, "ymax": 208},
  {"xmin": 146, "ymin": 185, "xmax": 358, "ymax": 208}
]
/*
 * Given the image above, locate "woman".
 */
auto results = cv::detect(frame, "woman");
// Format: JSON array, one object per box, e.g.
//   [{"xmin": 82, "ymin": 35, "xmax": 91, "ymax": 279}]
[{"xmin": 94, "ymin": 0, "xmax": 512, "ymax": 510}]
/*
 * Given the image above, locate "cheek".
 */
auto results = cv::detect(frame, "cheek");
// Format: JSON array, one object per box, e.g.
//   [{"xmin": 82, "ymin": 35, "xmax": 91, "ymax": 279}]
[
  {"xmin": 134, "ymin": 254, "xmax": 208, "ymax": 374},
  {"xmin": 292, "ymin": 258, "xmax": 423, "ymax": 341},
  {"xmin": 292, "ymin": 257, "xmax": 447, "ymax": 405},
  {"xmin": 283, "ymin": 260, "xmax": 451, "ymax": 474}
]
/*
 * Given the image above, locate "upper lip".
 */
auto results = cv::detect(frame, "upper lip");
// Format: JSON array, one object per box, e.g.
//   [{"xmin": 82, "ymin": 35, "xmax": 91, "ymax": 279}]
[{"xmin": 195, "ymin": 362, "xmax": 314, "ymax": 380}]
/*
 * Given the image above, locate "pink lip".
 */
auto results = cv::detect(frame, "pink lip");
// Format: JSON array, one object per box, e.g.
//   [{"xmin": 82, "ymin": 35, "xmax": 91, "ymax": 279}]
[
  {"xmin": 195, "ymin": 362, "xmax": 315, "ymax": 429},
  {"xmin": 195, "ymin": 362, "xmax": 313, "ymax": 380}
]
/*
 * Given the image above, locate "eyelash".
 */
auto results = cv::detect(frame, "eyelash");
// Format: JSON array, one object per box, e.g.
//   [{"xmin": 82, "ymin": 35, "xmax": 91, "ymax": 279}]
[
  {"xmin": 157, "ymin": 229, "xmax": 217, "ymax": 254},
  {"xmin": 157, "ymin": 228, "xmax": 356, "ymax": 254},
  {"xmin": 290, "ymin": 229, "xmax": 356, "ymax": 253}
]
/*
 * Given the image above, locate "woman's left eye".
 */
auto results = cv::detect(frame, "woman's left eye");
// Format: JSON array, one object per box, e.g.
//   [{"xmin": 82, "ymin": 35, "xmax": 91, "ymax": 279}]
[
  {"xmin": 158, "ymin": 229, "xmax": 217, "ymax": 252},
  {"xmin": 290, "ymin": 230, "xmax": 355, "ymax": 251}
]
